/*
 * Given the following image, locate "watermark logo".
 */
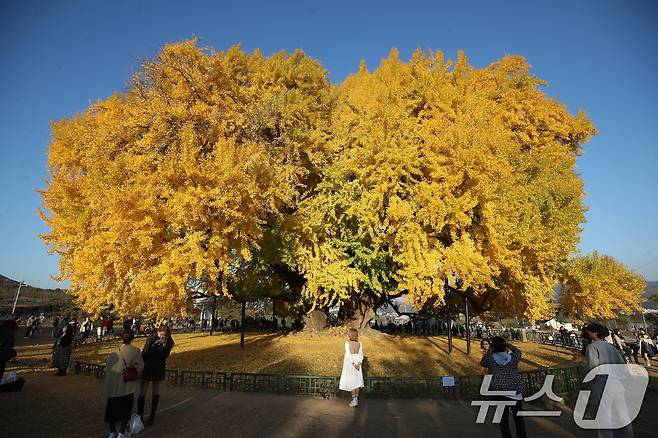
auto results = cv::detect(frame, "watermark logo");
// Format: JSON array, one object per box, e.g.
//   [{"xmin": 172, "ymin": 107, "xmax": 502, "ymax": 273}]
[
  {"xmin": 472, "ymin": 364, "xmax": 648, "ymax": 429},
  {"xmin": 573, "ymin": 364, "xmax": 648, "ymax": 430}
]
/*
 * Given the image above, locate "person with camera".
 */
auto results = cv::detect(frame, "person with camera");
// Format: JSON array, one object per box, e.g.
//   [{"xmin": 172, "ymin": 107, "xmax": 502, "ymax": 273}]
[
  {"xmin": 480, "ymin": 336, "xmax": 526, "ymax": 438},
  {"xmin": 137, "ymin": 323, "xmax": 175, "ymax": 426}
]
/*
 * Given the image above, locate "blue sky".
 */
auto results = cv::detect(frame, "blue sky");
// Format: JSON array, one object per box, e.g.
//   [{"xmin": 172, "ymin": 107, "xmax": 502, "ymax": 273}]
[{"xmin": 1, "ymin": 0, "xmax": 657, "ymax": 288}]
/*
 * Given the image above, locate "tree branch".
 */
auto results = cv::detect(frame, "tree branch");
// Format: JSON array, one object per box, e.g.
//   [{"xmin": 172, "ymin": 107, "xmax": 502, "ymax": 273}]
[{"xmin": 169, "ymin": 65, "xmax": 209, "ymax": 105}]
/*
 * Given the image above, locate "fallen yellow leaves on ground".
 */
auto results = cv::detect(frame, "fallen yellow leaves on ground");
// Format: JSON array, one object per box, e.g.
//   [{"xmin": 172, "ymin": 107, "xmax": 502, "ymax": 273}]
[{"xmin": 70, "ymin": 332, "xmax": 582, "ymax": 376}]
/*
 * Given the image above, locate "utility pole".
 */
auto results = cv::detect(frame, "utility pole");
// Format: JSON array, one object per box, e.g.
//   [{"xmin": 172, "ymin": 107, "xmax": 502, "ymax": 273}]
[{"xmin": 11, "ymin": 281, "xmax": 24, "ymax": 315}]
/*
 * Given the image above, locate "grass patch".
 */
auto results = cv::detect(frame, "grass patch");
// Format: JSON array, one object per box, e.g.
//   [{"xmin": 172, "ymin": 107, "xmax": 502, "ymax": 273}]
[{"xmin": 71, "ymin": 332, "xmax": 583, "ymax": 376}]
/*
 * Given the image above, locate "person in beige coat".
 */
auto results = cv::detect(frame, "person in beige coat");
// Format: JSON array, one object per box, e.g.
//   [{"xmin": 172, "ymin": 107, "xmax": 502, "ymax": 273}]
[{"xmin": 104, "ymin": 329, "xmax": 144, "ymax": 438}]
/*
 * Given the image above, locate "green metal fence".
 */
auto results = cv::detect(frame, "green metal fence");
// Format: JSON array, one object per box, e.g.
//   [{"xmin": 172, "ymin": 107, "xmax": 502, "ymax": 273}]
[
  {"xmin": 72, "ymin": 360, "xmax": 585, "ymax": 400},
  {"xmin": 229, "ymin": 373, "xmax": 338, "ymax": 398},
  {"xmin": 73, "ymin": 361, "xmax": 106, "ymax": 378}
]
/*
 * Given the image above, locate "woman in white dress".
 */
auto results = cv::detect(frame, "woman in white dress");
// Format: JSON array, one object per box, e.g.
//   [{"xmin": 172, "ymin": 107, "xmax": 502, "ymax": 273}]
[{"xmin": 339, "ymin": 328, "xmax": 364, "ymax": 407}]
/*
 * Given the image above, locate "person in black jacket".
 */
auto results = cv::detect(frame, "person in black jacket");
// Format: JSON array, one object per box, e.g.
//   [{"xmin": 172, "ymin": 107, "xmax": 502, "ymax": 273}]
[
  {"xmin": 52, "ymin": 323, "xmax": 74, "ymax": 376},
  {"xmin": 137, "ymin": 323, "xmax": 174, "ymax": 426},
  {"xmin": 0, "ymin": 317, "xmax": 20, "ymax": 377}
]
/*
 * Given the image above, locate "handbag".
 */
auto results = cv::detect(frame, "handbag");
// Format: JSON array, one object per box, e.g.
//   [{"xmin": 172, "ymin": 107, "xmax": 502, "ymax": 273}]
[{"xmin": 117, "ymin": 348, "xmax": 139, "ymax": 382}]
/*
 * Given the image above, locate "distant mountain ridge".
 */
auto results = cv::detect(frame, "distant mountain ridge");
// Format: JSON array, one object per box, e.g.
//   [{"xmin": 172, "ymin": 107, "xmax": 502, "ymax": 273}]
[
  {"xmin": 0, "ymin": 274, "xmax": 72, "ymax": 313},
  {"xmin": 643, "ymin": 280, "xmax": 658, "ymax": 309}
]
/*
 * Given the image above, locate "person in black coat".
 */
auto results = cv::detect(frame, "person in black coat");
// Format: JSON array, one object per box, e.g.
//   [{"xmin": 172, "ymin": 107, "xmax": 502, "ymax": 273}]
[
  {"xmin": 137, "ymin": 323, "xmax": 174, "ymax": 426},
  {"xmin": 0, "ymin": 317, "xmax": 19, "ymax": 377},
  {"xmin": 52, "ymin": 323, "xmax": 74, "ymax": 376}
]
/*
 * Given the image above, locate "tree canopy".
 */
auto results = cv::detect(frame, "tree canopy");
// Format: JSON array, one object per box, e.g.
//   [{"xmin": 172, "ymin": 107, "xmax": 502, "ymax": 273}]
[
  {"xmin": 40, "ymin": 40, "xmax": 333, "ymax": 316},
  {"xmin": 559, "ymin": 252, "xmax": 646, "ymax": 321},
  {"xmin": 290, "ymin": 49, "xmax": 595, "ymax": 323},
  {"xmin": 40, "ymin": 40, "xmax": 617, "ymax": 323}
]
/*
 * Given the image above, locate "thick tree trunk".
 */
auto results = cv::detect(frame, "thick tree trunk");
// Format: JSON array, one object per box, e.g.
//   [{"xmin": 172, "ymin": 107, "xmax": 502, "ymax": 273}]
[
  {"xmin": 302, "ymin": 309, "xmax": 328, "ymax": 332},
  {"xmin": 209, "ymin": 295, "xmax": 217, "ymax": 336},
  {"xmin": 346, "ymin": 305, "xmax": 375, "ymax": 330},
  {"xmin": 338, "ymin": 295, "xmax": 377, "ymax": 330}
]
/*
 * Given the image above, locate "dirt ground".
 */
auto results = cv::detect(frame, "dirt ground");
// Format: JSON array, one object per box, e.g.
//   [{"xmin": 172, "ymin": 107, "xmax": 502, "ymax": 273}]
[
  {"xmin": 4, "ymin": 329, "xmax": 655, "ymax": 437},
  {"xmin": 64, "ymin": 332, "xmax": 583, "ymax": 376},
  {"xmin": 2, "ymin": 368, "xmax": 658, "ymax": 438}
]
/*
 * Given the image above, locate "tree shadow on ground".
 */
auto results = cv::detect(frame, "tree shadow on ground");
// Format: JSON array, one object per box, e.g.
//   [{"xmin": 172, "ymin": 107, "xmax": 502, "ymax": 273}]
[
  {"xmin": 366, "ymin": 335, "xmax": 477, "ymax": 377},
  {"xmin": 520, "ymin": 346, "xmax": 582, "ymax": 369},
  {"xmin": 71, "ymin": 332, "xmax": 583, "ymax": 379},
  {"xmin": 164, "ymin": 333, "xmax": 316, "ymax": 375}
]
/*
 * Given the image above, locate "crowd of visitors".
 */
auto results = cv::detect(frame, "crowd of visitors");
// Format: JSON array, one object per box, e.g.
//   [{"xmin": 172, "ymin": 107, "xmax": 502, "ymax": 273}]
[
  {"xmin": 192, "ymin": 315, "xmax": 302, "ymax": 333},
  {"xmin": 372, "ymin": 319, "xmax": 525, "ymax": 341},
  {"xmin": 22, "ymin": 313, "xmax": 44, "ymax": 338},
  {"xmin": 474, "ymin": 320, "xmax": 651, "ymax": 438},
  {"xmin": 1, "ymin": 308, "xmax": 656, "ymax": 437},
  {"xmin": 604, "ymin": 327, "xmax": 657, "ymax": 367}
]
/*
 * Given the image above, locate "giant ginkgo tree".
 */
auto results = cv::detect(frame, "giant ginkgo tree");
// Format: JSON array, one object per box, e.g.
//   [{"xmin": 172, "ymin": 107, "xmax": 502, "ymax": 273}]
[
  {"xmin": 289, "ymin": 49, "xmax": 596, "ymax": 326},
  {"xmin": 39, "ymin": 40, "xmax": 333, "ymax": 316},
  {"xmin": 42, "ymin": 40, "xmax": 619, "ymax": 326}
]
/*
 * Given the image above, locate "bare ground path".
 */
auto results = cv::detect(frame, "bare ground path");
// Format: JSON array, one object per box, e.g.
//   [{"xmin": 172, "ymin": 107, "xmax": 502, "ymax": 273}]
[{"xmin": 2, "ymin": 369, "xmax": 658, "ymax": 438}]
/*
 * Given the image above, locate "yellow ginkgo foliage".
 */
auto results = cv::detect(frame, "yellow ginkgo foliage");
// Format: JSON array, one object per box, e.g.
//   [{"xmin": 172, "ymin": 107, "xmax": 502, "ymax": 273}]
[
  {"xmin": 39, "ymin": 40, "xmax": 333, "ymax": 316},
  {"xmin": 41, "ymin": 41, "xmax": 604, "ymax": 325},
  {"xmin": 559, "ymin": 252, "xmax": 645, "ymax": 321},
  {"xmin": 291, "ymin": 49, "xmax": 596, "ymax": 324}
]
